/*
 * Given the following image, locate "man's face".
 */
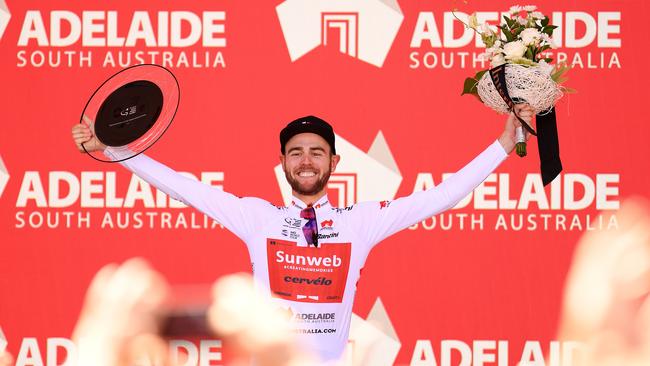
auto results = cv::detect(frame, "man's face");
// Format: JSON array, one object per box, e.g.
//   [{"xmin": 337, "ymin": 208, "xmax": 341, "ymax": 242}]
[{"xmin": 280, "ymin": 133, "xmax": 340, "ymax": 197}]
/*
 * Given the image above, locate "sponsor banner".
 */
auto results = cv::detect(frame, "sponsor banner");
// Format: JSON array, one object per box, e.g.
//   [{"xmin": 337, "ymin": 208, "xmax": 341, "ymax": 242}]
[{"xmin": 0, "ymin": 0, "xmax": 647, "ymax": 364}]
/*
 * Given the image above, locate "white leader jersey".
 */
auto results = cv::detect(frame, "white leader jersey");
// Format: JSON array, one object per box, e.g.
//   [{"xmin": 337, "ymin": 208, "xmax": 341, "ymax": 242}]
[{"xmin": 105, "ymin": 140, "xmax": 507, "ymax": 362}]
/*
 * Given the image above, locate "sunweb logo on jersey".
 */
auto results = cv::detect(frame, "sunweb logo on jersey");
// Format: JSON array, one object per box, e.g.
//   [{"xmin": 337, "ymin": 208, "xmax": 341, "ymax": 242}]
[
  {"xmin": 0, "ymin": 0, "xmax": 10, "ymax": 42},
  {"xmin": 276, "ymin": 0, "xmax": 404, "ymax": 67},
  {"xmin": 274, "ymin": 131, "xmax": 402, "ymax": 207}
]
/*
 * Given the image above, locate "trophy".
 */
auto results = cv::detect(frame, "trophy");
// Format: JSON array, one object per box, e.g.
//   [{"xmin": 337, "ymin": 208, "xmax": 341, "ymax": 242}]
[{"xmin": 79, "ymin": 64, "xmax": 180, "ymax": 162}]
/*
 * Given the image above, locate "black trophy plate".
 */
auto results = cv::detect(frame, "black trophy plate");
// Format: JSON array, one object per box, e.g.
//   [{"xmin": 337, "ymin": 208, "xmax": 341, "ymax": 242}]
[{"xmin": 80, "ymin": 64, "xmax": 180, "ymax": 162}]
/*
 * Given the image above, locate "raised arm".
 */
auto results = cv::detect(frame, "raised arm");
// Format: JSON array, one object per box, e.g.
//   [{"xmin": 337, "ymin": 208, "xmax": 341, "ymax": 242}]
[
  {"xmin": 347, "ymin": 105, "xmax": 534, "ymax": 247},
  {"xmin": 71, "ymin": 124, "xmax": 272, "ymax": 241}
]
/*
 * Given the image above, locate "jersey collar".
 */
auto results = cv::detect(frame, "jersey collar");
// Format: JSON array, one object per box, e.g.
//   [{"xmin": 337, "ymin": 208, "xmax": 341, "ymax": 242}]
[{"xmin": 291, "ymin": 195, "xmax": 330, "ymax": 210}]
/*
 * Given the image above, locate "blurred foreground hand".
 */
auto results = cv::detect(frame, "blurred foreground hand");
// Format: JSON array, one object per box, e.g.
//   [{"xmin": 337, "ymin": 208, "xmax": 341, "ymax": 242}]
[
  {"xmin": 72, "ymin": 258, "xmax": 171, "ymax": 366},
  {"xmin": 209, "ymin": 273, "xmax": 319, "ymax": 366},
  {"xmin": 71, "ymin": 260, "xmax": 318, "ymax": 366},
  {"xmin": 558, "ymin": 198, "xmax": 650, "ymax": 366}
]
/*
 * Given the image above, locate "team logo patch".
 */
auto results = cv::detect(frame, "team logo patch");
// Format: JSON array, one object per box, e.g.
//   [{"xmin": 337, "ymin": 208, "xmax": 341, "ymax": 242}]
[{"xmin": 267, "ymin": 239, "xmax": 351, "ymax": 303}]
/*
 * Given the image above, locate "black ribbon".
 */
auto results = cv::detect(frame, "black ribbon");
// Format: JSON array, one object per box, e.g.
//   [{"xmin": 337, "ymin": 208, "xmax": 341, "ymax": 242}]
[{"xmin": 488, "ymin": 65, "xmax": 562, "ymax": 186}]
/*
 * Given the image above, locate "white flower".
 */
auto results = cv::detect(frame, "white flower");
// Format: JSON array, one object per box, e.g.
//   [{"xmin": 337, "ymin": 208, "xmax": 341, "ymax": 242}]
[
  {"xmin": 537, "ymin": 60, "xmax": 554, "ymax": 76},
  {"xmin": 494, "ymin": 40, "xmax": 503, "ymax": 48},
  {"xmin": 520, "ymin": 28, "xmax": 541, "ymax": 46},
  {"xmin": 531, "ymin": 11, "xmax": 544, "ymax": 19},
  {"xmin": 517, "ymin": 17, "xmax": 528, "ymax": 25},
  {"xmin": 541, "ymin": 33, "xmax": 558, "ymax": 49},
  {"xmin": 481, "ymin": 23, "xmax": 495, "ymax": 35},
  {"xmin": 523, "ymin": 5, "xmax": 537, "ymax": 12},
  {"xmin": 478, "ymin": 52, "xmax": 492, "ymax": 61},
  {"xmin": 503, "ymin": 40, "xmax": 527, "ymax": 59},
  {"xmin": 491, "ymin": 54, "xmax": 506, "ymax": 67},
  {"xmin": 485, "ymin": 46, "xmax": 501, "ymax": 57},
  {"xmin": 468, "ymin": 13, "xmax": 479, "ymax": 29},
  {"xmin": 509, "ymin": 5, "xmax": 522, "ymax": 14}
]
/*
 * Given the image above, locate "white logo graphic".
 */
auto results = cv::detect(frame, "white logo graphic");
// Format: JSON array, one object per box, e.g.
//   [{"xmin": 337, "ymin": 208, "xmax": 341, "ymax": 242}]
[
  {"xmin": 0, "ymin": 1, "xmax": 10, "ymax": 42},
  {"xmin": 0, "ymin": 155, "xmax": 9, "ymax": 199},
  {"xmin": 276, "ymin": 0, "xmax": 404, "ymax": 67},
  {"xmin": 346, "ymin": 297, "xmax": 401, "ymax": 365},
  {"xmin": 274, "ymin": 131, "xmax": 402, "ymax": 207}
]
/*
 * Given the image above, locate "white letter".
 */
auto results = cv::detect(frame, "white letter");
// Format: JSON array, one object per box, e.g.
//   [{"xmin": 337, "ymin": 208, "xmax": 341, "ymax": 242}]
[
  {"xmin": 596, "ymin": 174, "xmax": 619, "ymax": 209},
  {"xmin": 82, "ymin": 11, "xmax": 106, "ymax": 46},
  {"xmin": 410, "ymin": 340, "xmax": 437, "ymax": 366},
  {"xmin": 106, "ymin": 11, "xmax": 125, "ymax": 46},
  {"xmin": 171, "ymin": 11, "xmax": 202, "ymax": 47},
  {"xmin": 16, "ymin": 172, "xmax": 47, "ymax": 207},
  {"xmin": 498, "ymin": 174, "xmax": 517, "ymax": 209},
  {"xmin": 519, "ymin": 341, "xmax": 545, "ymax": 366},
  {"xmin": 51, "ymin": 11, "xmax": 81, "ymax": 47},
  {"xmin": 169, "ymin": 340, "xmax": 198, "ymax": 366},
  {"xmin": 47, "ymin": 338, "xmax": 76, "ymax": 366},
  {"xmin": 125, "ymin": 11, "xmax": 157, "ymax": 47},
  {"xmin": 333, "ymin": 255, "xmax": 341, "ymax": 267},
  {"xmin": 276, "ymin": 250, "xmax": 285, "ymax": 263},
  {"xmin": 444, "ymin": 12, "xmax": 474, "ymax": 48},
  {"xmin": 565, "ymin": 12, "xmax": 597, "ymax": 47},
  {"xmin": 410, "ymin": 13, "xmax": 441, "ymax": 48},
  {"xmin": 564, "ymin": 174, "xmax": 595, "ymax": 210},
  {"xmin": 50, "ymin": 172, "xmax": 80, "ymax": 208},
  {"xmin": 18, "ymin": 11, "xmax": 49, "ymax": 46},
  {"xmin": 598, "ymin": 12, "xmax": 621, "ymax": 47},
  {"xmin": 202, "ymin": 12, "xmax": 226, "ymax": 47},
  {"xmin": 199, "ymin": 340, "xmax": 222, "ymax": 366},
  {"xmin": 473, "ymin": 340, "xmax": 496, "ymax": 366},
  {"xmin": 15, "ymin": 338, "xmax": 44, "ymax": 366},
  {"xmin": 518, "ymin": 174, "xmax": 549, "ymax": 210},
  {"xmin": 81, "ymin": 172, "xmax": 104, "ymax": 207},
  {"xmin": 441, "ymin": 340, "xmax": 470, "ymax": 366}
]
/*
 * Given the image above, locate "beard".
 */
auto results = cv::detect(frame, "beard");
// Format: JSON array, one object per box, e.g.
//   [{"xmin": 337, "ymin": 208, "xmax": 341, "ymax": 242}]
[{"xmin": 284, "ymin": 166, "xmax": 332, "ymax": 196}]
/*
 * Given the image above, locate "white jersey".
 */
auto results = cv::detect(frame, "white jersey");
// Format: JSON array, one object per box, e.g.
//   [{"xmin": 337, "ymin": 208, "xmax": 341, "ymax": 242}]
[{"xmin": 105, "ymin": 140, "xmax": 507, "ymax": 362}]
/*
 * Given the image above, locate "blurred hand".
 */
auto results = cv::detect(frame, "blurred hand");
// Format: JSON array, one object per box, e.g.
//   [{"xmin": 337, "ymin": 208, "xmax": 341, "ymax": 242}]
[
  {"xmin": 72, "ymin": 122, "xmax": 106, "ymax": 153},
  {"xmin": 498, "ymin": 104, "xmax": 535, "ymax": 154},
  {"xmin": 208, "ymin": 273, "xmax": 319, "ymax": 366},
  {"xmin": 0, "ymin": 351, "xmax": 13, "ymax": 366},
  {"xmin": 557, "ymin": 198, "xmax": 650, "ymax": 366},
  {"xmin": 72, "ymin": 258, "xmax": 171, "ymax": 366}
]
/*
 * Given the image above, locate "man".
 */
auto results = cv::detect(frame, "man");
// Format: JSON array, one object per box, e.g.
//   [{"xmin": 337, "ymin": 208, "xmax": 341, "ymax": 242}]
[{"xmin": 71, "ymin": 108, "xmax": 533, "ymax": 363}]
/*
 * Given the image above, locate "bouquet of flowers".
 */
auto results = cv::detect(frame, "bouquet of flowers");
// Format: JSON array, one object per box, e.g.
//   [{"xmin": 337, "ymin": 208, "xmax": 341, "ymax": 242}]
[{"xmin": 459, "ymin": 5, "xmax": 573, "ymax": 160}]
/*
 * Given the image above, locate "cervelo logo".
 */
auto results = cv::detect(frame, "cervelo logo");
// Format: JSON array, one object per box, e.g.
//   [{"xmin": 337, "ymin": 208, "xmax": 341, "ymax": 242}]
[
  {"xmin": 346, "ymin": 297, "xmax": 400, "ymax": 365},
  {"xmin": 274, "ymin": 131, "xmax": 402, "ymax": 207},
  {"xmin": 276, "ymin": 0, "xmax": 404, "ymax": 67},
  {"xmin": 0, "ymin": 155, "xmax": 9, "ymax": 200},
  {"xmin": 0, "ymin": 0, "xmax": 10, "ymax": 42}
]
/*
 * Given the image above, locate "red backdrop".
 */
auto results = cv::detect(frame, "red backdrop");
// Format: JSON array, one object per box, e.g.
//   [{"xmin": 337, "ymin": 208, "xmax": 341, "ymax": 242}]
[{"xmin": 0, "ymin": 0, "xmax": 647, "ymax": 364}]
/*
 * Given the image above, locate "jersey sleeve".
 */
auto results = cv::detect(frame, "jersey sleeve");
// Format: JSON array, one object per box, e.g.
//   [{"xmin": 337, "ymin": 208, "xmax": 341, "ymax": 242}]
[
  {"xmin": 104, "ymin": 148, "xmax": 274, "ymax": 242},
  {"xmin": 346, "ymin": 139, "xmax": 508, "ymax": 248}
]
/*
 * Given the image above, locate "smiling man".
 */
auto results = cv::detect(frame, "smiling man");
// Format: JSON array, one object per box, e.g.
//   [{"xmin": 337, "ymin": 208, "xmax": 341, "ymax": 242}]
[
  {"xmin": 72, "ymin": 108, "xmax": 533, "ymax": 363},
  {"xmin": 280, "ymin": 116, "xmax": 340, "ymax": 206}
]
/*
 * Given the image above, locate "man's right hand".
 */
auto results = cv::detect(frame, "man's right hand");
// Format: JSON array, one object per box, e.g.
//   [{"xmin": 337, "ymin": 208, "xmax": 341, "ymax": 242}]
[{"xmin": 72, "ymin": 123, "xmax": 106, "ymax": 153}]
